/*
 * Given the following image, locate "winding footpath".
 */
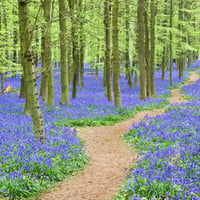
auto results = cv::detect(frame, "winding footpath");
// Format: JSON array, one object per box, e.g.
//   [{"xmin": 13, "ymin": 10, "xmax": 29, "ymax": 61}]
[{"xmin": 40, "ymin": 71, "xmax": 199, "ymax": 200}]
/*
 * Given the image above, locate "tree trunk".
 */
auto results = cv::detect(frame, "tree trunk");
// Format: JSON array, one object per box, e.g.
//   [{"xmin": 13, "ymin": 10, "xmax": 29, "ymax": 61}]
[
  {"xmin": 70, "ymin": 2, "xmax": 79, "ymax": 99},
  {"xmin": 104, "ymin": 0, "xmax": 113, "ymax": 101},
  {"xmin": 59, "ymin": 0, "xmax": 70, "ymax": 104},
  {"xmin": 1, "ymin": 73, "xmax": 4, "ymax": 92},
  {"xmin": 18, "ymin": 0, "xmax": 30, "ymax": 113},
  {"xmin": 80, "ymin": 22, "xmax": 85, "ymax": 88},
  {"xmin": 138, "ymin": 0, "xmax": 147, "ymax": 100},
  {"xmin": 0, "ymin": 10, "xmax": 4, "ymax": 92},
  {"xmin": 161, "ymin": 46, "xmax": 166, "ymax": 80},
  {"xmin": 95, "ymin": 39, "xmax": 100, "ymax": 81},
  {"xmin": 169, "ymin": 0, "xmax": 173, "ymax": 86},
  {"xmin": 42, "ymin": 0, "xmax": 54, "ymax": 107},
  {"xmin": 18, "ymin": 0, "xmax": 45, "ymax": 142},
  {"xmin": 12, "ymin": 7, "xmax": 17, "ymax": 78},
  {"xmin": 161, "ymin": 0, "xmax": 167, "ymax": 81},
  {"xmin": 150, "ymin": 0, "xmax": 156, "ymax": 97},
  {"xmin": 125, "ymin": 0, "xmax": 133, "ymax": 89},
  {"xmin": 178, "ymin": 0, "xmax": 184, "ymax": 78},
  {"xmin": 40, "ymin": 34, "xmax": 48, "ymax": 102},
  {"xmin": 112, "ymin": 0, "xmax": 122, "ymax": 107},
  {"xmin": 20, "ymin": 77, "xmax": 26, "ymax": 98},
  {"xmin": 144, "ymin": 0, "xmax": 151, "ymax": 96}
]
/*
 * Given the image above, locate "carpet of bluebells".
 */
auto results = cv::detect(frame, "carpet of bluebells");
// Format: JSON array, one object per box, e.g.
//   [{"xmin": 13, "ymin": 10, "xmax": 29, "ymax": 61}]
[
  {"xmin": 42, "ymin": 67, "xmax": 189, "ymax": 127},
  {"xmin": 181, "ymin": 61, "xmax": 200, "ymax": 101},
  {"xmin": 0, "ymin": 61, "xmax": 198, "ymax": 199},
  {"xmin": 0, "ymin": 105, "xmax": 88, "ymax": 199},
  {"xmin": 115, "ymin": 61, "xmax": 200, "ymax": 200}
]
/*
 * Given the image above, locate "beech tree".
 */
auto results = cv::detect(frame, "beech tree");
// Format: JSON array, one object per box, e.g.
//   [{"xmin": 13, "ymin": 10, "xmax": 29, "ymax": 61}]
[
  {"xmin": 59, "ymin": 0, "xmax": 70, "ymax": 105},
  {"xmin": 112, "ymin": 0, "xmax": 122, "ymax": 107},
  {"xmin": 42, "ymin": 0, "xmax": 54, "ymax": 107},
  {"xmin": 18, "ymin": 0, "xmax": 45, "ymax": 142},
  {"xmin": 104, "ymin": 0, "xmax": 113, "ymax": 102},
  {"xmin": 138, "ymin": 0, "xmax": 147, "ymax": 100}
]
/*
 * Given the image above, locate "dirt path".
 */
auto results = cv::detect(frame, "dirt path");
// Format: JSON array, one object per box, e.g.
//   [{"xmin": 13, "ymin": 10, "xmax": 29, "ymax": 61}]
[
  {"xmin": 170, "ymin": 71, "xmax": 199, "ymax": 104},
  {"xmin": 40, "ymin": 71, "xmax": 199, "ymax": 200}
]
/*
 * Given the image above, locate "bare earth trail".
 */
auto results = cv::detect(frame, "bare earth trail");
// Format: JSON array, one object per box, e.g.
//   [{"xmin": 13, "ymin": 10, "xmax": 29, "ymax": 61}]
[{"xmin": 41, "ymin": 71, "xmax": 199, "ymax": 200}]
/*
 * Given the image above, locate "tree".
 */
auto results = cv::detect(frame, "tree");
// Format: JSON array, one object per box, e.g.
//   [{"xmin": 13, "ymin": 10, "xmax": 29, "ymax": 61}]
[
  {"xmin": 18, "ymin": 0, "xmax": 45, "ymax": 142},
  {"xmin": 112, "ymin": 0, "xmax": 122, "ymax": 107},
  {"xmin": 150, "ymin": 0, "xmax": 156, "ymax": 97},
  {"xmin": 125, "ymin": 0, "xmax": 133, "ymax": 89},
  {"xmin": 169, "ymin": 0, "xmax": 173, "ymax": 86},
  {"xmin": 42, "ymin": 0, "xmax": 54, "ymax": 107},
  {"xmin": 137, "ymin": 0, "xmax": 147, "ymax": 100},
  {"xmin": 59, "ymin": 0, "xmax": 70, "ymax": 105},
  {"xmin": 104, "ymin": 0, "xmax": 113, "ymax": 102},
  {"xmin": 144, "ymin": 0, "xmax": 151, "ymax": 96}
]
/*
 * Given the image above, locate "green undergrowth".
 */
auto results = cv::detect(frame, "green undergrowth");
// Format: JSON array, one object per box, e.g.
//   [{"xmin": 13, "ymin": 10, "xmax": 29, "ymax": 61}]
[
  {"xmin": 158, "ymin": 93, "xmax": 172, "ymax": 98},
  {"xmin": 55, "ymin": 100, "xmax": 169, "ymax": 127},
  {"xmin": 167, "ymin": 77, "xmax": 190, "ymax": 90},
  {"xmin": 187, "ymin": 66, "xmax": 200, "ymax": 72},
  {"xmin": 180, "ymin": 90, "xmax": 196, "ymax": 101}
]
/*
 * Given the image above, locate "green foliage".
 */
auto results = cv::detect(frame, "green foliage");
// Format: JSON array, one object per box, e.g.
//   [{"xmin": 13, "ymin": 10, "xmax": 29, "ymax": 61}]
[{"xmin": 55, "ymin": 100, "xmax": 169, "ymax": 127}]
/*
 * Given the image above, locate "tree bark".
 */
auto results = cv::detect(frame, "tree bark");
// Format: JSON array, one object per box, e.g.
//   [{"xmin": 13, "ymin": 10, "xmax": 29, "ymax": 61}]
[
  {"xmin": 18, "ymin": 0, "xmax": 45, "ymax": 142},
  {"xmin": 18, "ymin": 0, "xmax": 31, "ymax": 113},
  {"xmin": 70, "ymin": 1, "xmax": 79, "ymax": 99},
  {"xmin": 138, "ymin": 0, "xmax": 147, "ymax": 100},
  {"xmin": 95, "ymin": 39, "xmax": 100, "ymax": 81},
  {"xmin": 150, "ymin": 0, "xmax": 156, "ymax": 97},
  {"xmin": 0, "ymin": 73, "xmax": 4, "ymax": 93},
  {"xmin": 104, "ymin": 0, "xmax": 113, "ymax": 101},
  {"xmin": 42, "ymin": 0, "xmax": 54, "ymax": 107},
  {"xmin": 169, "ymin": 0, "xmax": 173, "ymax": 85},
  {"xmin": 80, "ymin": 21, "xmax": 85, "ymax": 88},
  {"xmin": 40, "ymin": 33, "xmax": 48, "ymax": 102},
  {"xmin": 125, "ymin": 0, "xmax": 133, "ymax": 89},
  {"xmin": 178, "ymin": 0, "xmax": 184, "ymax": 78},
  {"xmin": 59, "ymin": 0, "xmax": 70, "ymax": 104},
  {"xmin": 144, "ymin": 0, "xmax": 151, "ymax": 96},
  {"xmin": 112, "ymin": 0, "xmax": 122, "ymax": 107},
  {"xmin": 12, "ymin": 7, "xmax": 18, "ymax": 78}
]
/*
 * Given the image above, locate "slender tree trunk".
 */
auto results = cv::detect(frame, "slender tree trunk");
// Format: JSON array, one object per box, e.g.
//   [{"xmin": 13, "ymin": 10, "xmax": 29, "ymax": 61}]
[
  {"xmin": 112, "ymin": 0, "xmax": 122, "ymax": 107},
  {"xmin": 161, "ymin": 46, "xmax": 166, "ymax": 80},
  {"xmin": 59, "ymin": 0, "xmax": 70, "ymax": 104},
  {"xmin": 18, "ymin": 0, "xmax": 30, "ymax": 113},
  {"xmin": 4, "ymin": 10, "xmax": 9, "ymax": 81},
  {"xmin": 178, "ymin": 0, "xmax": 184, "ymax": 78},
  {"xmin": 161, "ymin": 0, "xmax": 167, "ymax": 80},
  {"xmin": 125, "ymin": 0, "xmax": 133, "ymax": 89},
  {"xmin": 104, "ymin": 0, "xmax": 113, "ymax": 101},
  {"xmin": 169, "ymin": 0, "xmax": 173, "ymax": 85},
  {"xmin": 40, "ymin": 34, "xmax": 48, "ymax": 102},
  {"xmin": 12, "ymin": 7, "xmax": 17, "ymax": 78},
  {"xmin": 144, "ymin": 0, "xmax": 151, "ymax": 96},
  {"xmin": 138, "ymin": 0, "xmax": 147, "ymax": 100},
  {"xmin": 0, "ymin": 9, "xmax": 4, "ymax": 92},
  {"xmin": 134, "ymin": 65, "xmax": 139, "ymax": 86},
  {"xmin": 103, "ymin": 61, "xmax": 107, "ymax": 87},
  {"xmin": 150, "ymin": 0, "xmax": 156, "ymax": 97},
  {"xmin": 42, "ymin": 0, "xmax": 54, "ymax": 107},
  {"xmin": 1, "ymin": 73, "xmax": 4, "ymax": 92},
  {"xmin": 70, "ymin": 2, "xmax": 79, "ymax": 99},
  {"xmin": 18, "ymin": 0, "xmax": 45, "ymax": 142},
  {"xmin": 68, "ymin": 38, "xmax": 73, "ymax": 84},
  {"xmin": 80, "ymin": 22, "xmax": 85, "ymax": 88},
  {"xmin": 95, "ymin": 39, "xmax": 100, "ymax": 81}
]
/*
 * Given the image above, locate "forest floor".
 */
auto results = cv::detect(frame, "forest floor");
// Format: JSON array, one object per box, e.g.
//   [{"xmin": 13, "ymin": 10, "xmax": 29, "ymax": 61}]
[{"xmin": 40, "ymin": 71, "xmax": 199, "ymax": 200}]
